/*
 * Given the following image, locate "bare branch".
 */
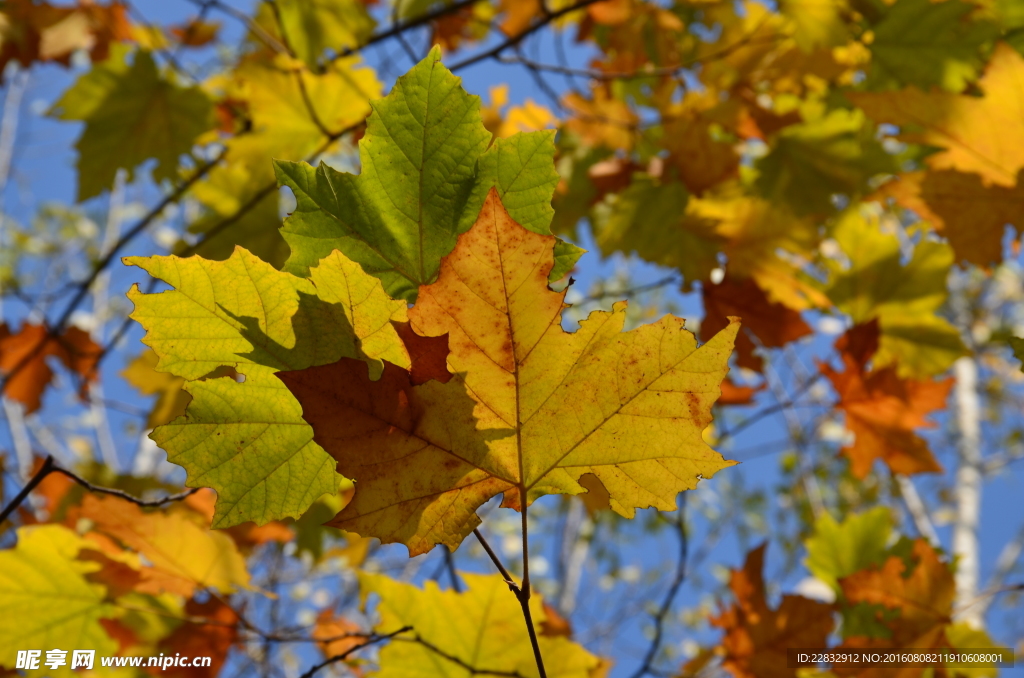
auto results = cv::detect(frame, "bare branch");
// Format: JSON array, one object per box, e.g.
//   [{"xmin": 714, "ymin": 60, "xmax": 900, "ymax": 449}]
[
  {"xmin": 0, "ymin": 454, "xmax": 199, "ymax": 527},
  {"xmin": 448, "ymin": 0, "xmax": 603, "ymax": 72},
  {"xmin": 397, "ymin": 634, "xmax": 527, "ymax": 677},
  {"xmin": 895, "ymin": 475, "xmax": 941, "ymax": 548},
  {"xmin": 0, "ymin": 149, "xmax": 227, "ymax": 395},
  {"xmin": 297, "ymin": 626, "xmax": 412, "ymax": 678},
  {"xmin": 628, "ymin": 497, "xmax": 688, "ymax": 678}
]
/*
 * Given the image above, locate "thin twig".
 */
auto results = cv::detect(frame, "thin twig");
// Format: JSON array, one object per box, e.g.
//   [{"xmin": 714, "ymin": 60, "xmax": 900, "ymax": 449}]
[
  {"xmin": 0, "ymin": 455, "xmax": 199, "ymax": 527},
  {"xmin": 444, "ymin": 546, "xmax": 463, "ymax": 592},
  {"xmin": 297, "ymin": 626, "xmax": 412, "ymax": 678},
  {"xmin": 0, "ymin": 150, "xmax": 226, "ymax": 394},
  {"xmin": 449, "ymin": 0, "xmax": 603, "ymax": 72},
  {"xmin": 474, "ymin": 524, "xmax": 547, "ymax": 677},
  {"xmin": 328, "ymin": 0, "xmax": 484, "ymax": 66},
  {"xmin": 0, "ymin": 455, "xmax": 54, "ymax": 526},
  {"xmin": 579, "ymin": 275, "xmax": 682, "ymax": 304},
  {"xmin": 396, "ymin": 635, "xmax": 526, "ymax": 677},
  {"xmin": 628, "ymin": 497, "xmax": 688, "ymax": 678}
]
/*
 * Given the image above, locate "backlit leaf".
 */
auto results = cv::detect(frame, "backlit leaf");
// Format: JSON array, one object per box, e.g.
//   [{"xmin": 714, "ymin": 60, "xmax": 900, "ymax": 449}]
[
  {"xmin": 50, "ymin": 46, "xmax": 213, "ymax": 201},
  {"xmin": 361, "ymin": 571, "xmax": 599, "ymax": 678},
  {"xmin": 280, "ymin": 190, "xmax": 738, "ymax": 555},
  {"xmin": 125, "ymin": 246, "xmax": 411, "ymax": 527}
]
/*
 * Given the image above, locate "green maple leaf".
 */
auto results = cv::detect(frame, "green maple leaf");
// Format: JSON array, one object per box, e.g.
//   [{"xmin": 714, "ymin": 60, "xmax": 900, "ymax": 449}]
[
  {"xmin": 276, "ymin": 47, "xmax": 582, "ymax": 301},
  {"xmin": 125, "ymin": 247, "xmax": 412, "ymax": 527},
  {"xmin": 827, "ymin": 211, "xmax": 966, "ymax": 377},
  {"xmin": 805, "ymin": 507, "xmax": 894, "ymax": 592},
  {"xmin": 867, "ymin": 0, "xmax": 996, "ymax": 92},
  {"xmin": 49, "ymin": 45, "xmax": 213, "ymax": 201},
  {"xmin": 754, "ymin": 108, "xmax": 896, "ymax": 216}
]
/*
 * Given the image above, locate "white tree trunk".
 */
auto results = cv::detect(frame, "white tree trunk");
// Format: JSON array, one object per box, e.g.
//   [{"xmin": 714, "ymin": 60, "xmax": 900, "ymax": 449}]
[{"xmin": 952, "ymin": 356, "xmax": 982, "ymax": 627}]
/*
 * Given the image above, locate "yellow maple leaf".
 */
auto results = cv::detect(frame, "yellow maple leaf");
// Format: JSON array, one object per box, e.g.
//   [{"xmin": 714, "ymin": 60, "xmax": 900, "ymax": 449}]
[
  {"xmin": 279, "ymin": 190, "xmax": 738, "ymax": 555},
  {"xmin": 77, "ymin": 494, "xmax": 250, "ymax": 597},
  {"xmin": 361, "ymin": 571, "xmax": 599, "ymax": 678},
  {"xmin": 851, "ymin": 43, "xmax": 1024, "ymax": 187}
]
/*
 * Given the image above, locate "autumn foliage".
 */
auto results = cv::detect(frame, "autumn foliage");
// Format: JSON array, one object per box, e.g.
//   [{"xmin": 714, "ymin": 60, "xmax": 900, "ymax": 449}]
[{"xmin": 1, "ymin": 0, "xmax": 1022, "ymax": 677}]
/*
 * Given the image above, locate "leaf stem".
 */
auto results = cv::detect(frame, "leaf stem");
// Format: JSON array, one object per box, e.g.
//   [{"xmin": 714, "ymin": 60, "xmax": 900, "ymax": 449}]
[{"xmin": 473, "ymin": 515, "xmax": 548, "ymax": 678}]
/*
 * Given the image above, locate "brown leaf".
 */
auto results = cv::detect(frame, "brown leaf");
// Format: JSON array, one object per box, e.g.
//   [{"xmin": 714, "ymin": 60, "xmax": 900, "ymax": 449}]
[
  {"xmin": 0, "ymin": 323, "xmax": 102, "ymax": 413},
  {"xmin": 312, "ymin": 610, "xmax": 366, "ymax": 660},
  {"xmin": 718, "ymin": 378, "xmax": 764, "ymax": 406},
  {"xmin": 837, "ymin": 540, "xmax": 955, "ymax": 678},
  {"xmin": 712, "ymin": 543, "xmax": 834, "ymax": 678},
  {"xmin": 169, "ymin": 18, "xmax": 219, "ymax": 47},
  {"xmin": 156, "ymin": 598, "xmax": 239, "ymax": 678},
  {"xmin": 540, "ymin": 602, "xmax": 573, "ymax": 638},
  {"xmin": 702, "ymin": 276, "xmax": 812, "ymax": 373},
  {"xmin": 820, "ymin": 322, "xmax": 951, "ymax": 478},
  {"xmin": 391, "ymin": 321, "xmax": 452, "ymax": 386},
  {"xmin": 882, "ymin": 169, "xmax": 1024, "ymax": 267},
  {"xmin": 0, "ymin": 0, "xmax": 132, "ymax": 78}
]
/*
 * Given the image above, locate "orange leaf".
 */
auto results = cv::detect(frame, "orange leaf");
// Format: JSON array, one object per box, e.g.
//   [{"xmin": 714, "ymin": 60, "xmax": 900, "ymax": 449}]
[
  {"xmin": 0, "ymin": 323, "xmax": 101, "ymax": 413},
  {"xmin": 837, "ymin": 540, "xmax": 955, "ymax": 677},
  {"xmin": 820, "ymin": 322, "xmax": 951, "ymax": 479},
  {"xmin": 156, "ymin": 598, "xmax": 239, "ymax": 678},
  {"xmin": 312, "ymin": 610, "xmax": 366, "ymax": 660},
  {"xmin": 0, "ymin": 0, "xmax": 132, "ymax": 78},
  {"xmin": 718, "ymin": 379, "xmax": 763, "ymax": 406},
  {"xmin": 702, "ymin": 276, "xmax": 811, "ymax": 373},
  {"xmin": 712, "ymin": 543, "xmax": 834, "ymax": 678},
  {"xmin": 169, "ymin": 18, "xmax": 220, "ymax": 47}
]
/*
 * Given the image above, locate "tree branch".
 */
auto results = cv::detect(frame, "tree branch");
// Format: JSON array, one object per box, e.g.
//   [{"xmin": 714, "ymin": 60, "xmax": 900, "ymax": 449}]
[
  {"xmin": 449, "ymin": 0, "xmax": 603, "ymax": 72},
  {"xmin": 397, "ymin": 635, "xmax": 526, "ymax": 677},
  {"xmin": 474, "ymin": 524, "xmax": 548, "ymax": 678},
  {"xmin": 0, "ymin": 150, "xmax": 226, "ymax": 395},
  {"xmin": 297, "ymin": 626, "xmax": 412, "ymax": 678},
  {"xmin": 0, "ymin": 454, "xmax": 199, "ymax": 527},
  {"xmin": 628, "ymin": 497, "xmax": 688, "ymax": 678}
]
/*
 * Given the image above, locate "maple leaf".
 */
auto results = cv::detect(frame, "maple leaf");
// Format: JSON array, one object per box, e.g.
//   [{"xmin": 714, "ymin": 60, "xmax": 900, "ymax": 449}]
[
  {"xmin": 563, "ymin": 87, "xmax": 638, "ymax": 152},
  {"xmin": 661, "ymin": 93, "xmax": 741, "ymax": 195},
  {"xmin": 49, "ymin": 45, "xmax": 213, "ymax": 201},
  {"xmin": 820, "ymin": 321, "xmax": 952, "ymax": 478},
  {"xmin": 0, "ymin": 525, "xmax": 118, "ymax": 676},
  {"xmin": 865, "ymin": 0, "xmax": 995, "ymax": 92},
  {"xmin": 0, "ymin": 0, "xmax": 132, "ymax": 78},
  {"xmin": 279, "ymin": 190, "xmax": 738, "ymax": 555},
  {"xmin": 591, "ymin": 173, "xmax": 722, "ymax": 287},
  {"xmin": 126, "ymin": 246, "xmax": 413, "ymax": 527},
  {"xmin": 169, "ymin": 18, "xmax": 220, "ymax": 47},
  {"xmin": 188, "ymin": 55, "xmax": 380, "ymax": 267},
  {"xmin": 712, "ymin": 543, "xmax": 835, "ymax": 678},
  {"xmin": 275, "ymin": 48, "xmax": 581, "ymax": 301},
  {"xmin": 269, "ymin": 0, "xmax": 375, "ymax": 68},
  {"xmin": 805, "ymin": 507, "xmax": 894, "ymax": 592},
  {"xmin": 850, "ymin": 43, "xmax": 1024, "ymax": 187},
  {"xmin": 158, "ymin": 598, "xmax": 239, "ymax": 678},
  {"xmin": 827, "ymin": 209, "xmax": 966, "ymax": 377},
  {"xmin": 754, "ymin": 108, "xmax": 896, "ymax": 216},
  {"xmin": 882, "ymin": 169, "xmax": 1024, "ymax": 267},
  {"xmin": 312, "ymin": 610, "xmax": 365, "ymax": 663},
  {"xmin": 76, "ymin": 494, "xmax": 250, "ymax": 597},
  {"xmin": 837, "ymin": 540, "xmax": 956, "ymax": 676},
  {"xmin": 702, "ymin": 275, "xmax": 812, "ymax": 373},
  {"xmin": 121, "ymin": 349, "xmax": 190, "ymax": 428},
  {"xmin": 361, "ymin": 571, "xmax": 599, "ymax": 678},
  {"xmin": 0, "ymin": 322, "xmax": 101, "ymax": 414}
]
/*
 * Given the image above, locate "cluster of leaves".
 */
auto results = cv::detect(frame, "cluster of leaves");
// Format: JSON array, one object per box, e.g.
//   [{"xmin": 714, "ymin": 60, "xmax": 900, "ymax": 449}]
[{"xmin": 1, "ymin": 0, "xmax": 1024, "ymax": 676}]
